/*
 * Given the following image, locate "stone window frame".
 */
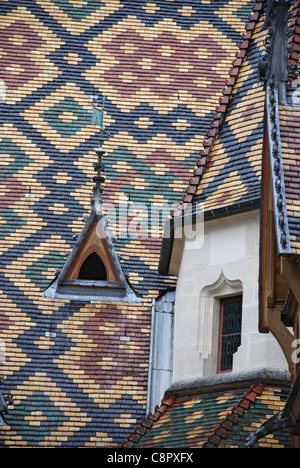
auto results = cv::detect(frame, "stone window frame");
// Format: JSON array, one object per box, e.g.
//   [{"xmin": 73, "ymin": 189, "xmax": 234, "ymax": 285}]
[{"xmin": 198, "ymin": 271, "xmax": 243, "ymax": 375}]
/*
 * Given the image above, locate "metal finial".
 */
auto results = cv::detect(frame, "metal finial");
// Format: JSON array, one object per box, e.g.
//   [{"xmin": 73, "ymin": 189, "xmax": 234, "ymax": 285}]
[{"xmin": 91, "ymin": 95, "xmax": 110, "ymax": 213}]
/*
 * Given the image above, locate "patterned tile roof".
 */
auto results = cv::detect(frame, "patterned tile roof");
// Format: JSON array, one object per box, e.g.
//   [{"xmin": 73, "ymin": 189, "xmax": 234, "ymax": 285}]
[
  {"xmin": 179, "ymin": 0, "xmax": 266, "ymax": 214},
  {"xmin": 288, "ymin": 0, "xmax": 300, "ymax": 68},
  {"xmin": 160, "ymin": 0, "xmax": 300, "ymax": 271},
  {"xmin": 123, "ymin": 384, "xmax": 293, "ymax": 448},
  {"xmin": 262, "ymin": 0, "xmax": 300, "ymax": 257},
  {"xmin": 0, "ymin": 391, "xmax": 8, "ymax": 427},
  {"xmin": 0, "ymin": 0, "xmax": 257, "ymax": 447},
  {"xmin": 178, "ymin": 0, "xmax": 300, "ymax": 227},
  {"xmin": 159, "ymin": 0, "xmax": 265, "ymax": 274},
  {"xmin": 278, "ymin": 105, "xmax": 300, "ymax": 256}
]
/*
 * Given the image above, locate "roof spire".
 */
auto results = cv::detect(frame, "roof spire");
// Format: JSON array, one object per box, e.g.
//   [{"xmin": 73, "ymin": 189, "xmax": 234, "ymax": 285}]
[
  {"xmin": 91, "ymin": 96, "xmax": 109, "ymax": 215},
  {"xmin": 259, "ymin": 0, "xmax": 295, "ymax": 103}
]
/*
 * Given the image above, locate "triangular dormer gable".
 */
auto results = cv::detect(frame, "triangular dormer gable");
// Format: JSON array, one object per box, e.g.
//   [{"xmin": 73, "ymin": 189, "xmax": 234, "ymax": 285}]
[
  {"xmin": 43, "ymin": 205, "xmax": 139, "ymax": 302},
  {"xmin": 59, "ymin": 208, "xmax": 126, "ymax": 285},
  {"xmin": 58, "ymin": 210, "xmax": 125, "ymax": 286},
  {"xmin": 44, "ymin": 129, "xmax": 139, "ymax": 303}
]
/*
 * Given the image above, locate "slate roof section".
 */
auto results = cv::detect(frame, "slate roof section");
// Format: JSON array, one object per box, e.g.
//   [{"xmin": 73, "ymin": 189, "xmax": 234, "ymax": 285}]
[
  {"xmin": 123, "ymin": 382, "xmax": 293, "ymax": 448},
  {"xmin": 278, "ymin": 105, "xmax": 300, "ymax": 255},
  {"xmin": 159, "ymin": 0, "xmax": 265, "ymax": 275},
  {"xmin": 265, "ymin": 0, "xmax": 300, "ymax": 256},
  {"xmin": 177, "ymin": 0, "xmax": 265, "ymax": 216},
  {"xmin": 0, "ymin": 0, "xmax": 257, "ymax": 447}
]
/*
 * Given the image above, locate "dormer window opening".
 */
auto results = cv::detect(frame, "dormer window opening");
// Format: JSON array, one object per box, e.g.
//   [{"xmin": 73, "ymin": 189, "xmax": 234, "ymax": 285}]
[{"xmin": 79, "ymin": 251, "xmax": 107, "ymax": 281}]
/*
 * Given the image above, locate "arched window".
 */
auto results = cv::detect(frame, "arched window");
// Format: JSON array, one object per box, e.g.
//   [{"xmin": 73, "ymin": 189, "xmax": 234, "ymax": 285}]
[{"xmin": 79, "ymin": 252, "xmax": 107, "ymax": 281}]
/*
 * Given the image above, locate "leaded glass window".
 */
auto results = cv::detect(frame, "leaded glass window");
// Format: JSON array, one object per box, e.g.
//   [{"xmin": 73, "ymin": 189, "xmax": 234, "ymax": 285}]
[{"xmin": 218, "ymin": 296, "xmax": 242, "ymax": 372}]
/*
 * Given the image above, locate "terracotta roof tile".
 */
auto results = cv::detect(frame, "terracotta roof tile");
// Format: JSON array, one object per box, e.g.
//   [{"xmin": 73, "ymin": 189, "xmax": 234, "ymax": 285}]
[{"xmin": 124, "ymin": 384, "xmax": 293, "ymax": 449}]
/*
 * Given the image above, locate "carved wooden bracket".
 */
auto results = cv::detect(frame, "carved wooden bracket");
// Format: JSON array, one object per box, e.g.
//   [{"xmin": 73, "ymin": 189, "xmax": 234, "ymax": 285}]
[{"xmin": 267, "ymin": 307, "xmax": 295, "ymax": 376}]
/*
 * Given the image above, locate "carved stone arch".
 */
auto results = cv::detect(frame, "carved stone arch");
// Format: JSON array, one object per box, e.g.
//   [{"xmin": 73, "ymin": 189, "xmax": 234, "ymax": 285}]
[{"xmin": 198, "ymin": 271, "xmax": 243, "ymax": 373}]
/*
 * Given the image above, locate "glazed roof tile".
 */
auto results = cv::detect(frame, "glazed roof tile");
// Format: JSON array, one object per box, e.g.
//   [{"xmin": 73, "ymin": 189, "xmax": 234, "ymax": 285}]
[
  {"xmin": 123, "ymin": 384, "xmax": 293, "ymax": 448},
  {"xmin": 179, "ymin": 0, "xmax": 266, "ymax": 215},
  {"xmin": 279, "ymin": 105, "xmax": 300, "ymax": 255},
  {"xmin": 176, "ymin": 0, "xmax": 300, "ymax": 244},
  {"xmin": 0, "ymin": 0, "xmax": 257, "ymax": 447},
  {"xmin": 0, "ymin": 0, "xmax": 255, "ymax": 295},
  {"xmin": 288, "ymin": 0, "xmax": 300, "ymax": 69}
]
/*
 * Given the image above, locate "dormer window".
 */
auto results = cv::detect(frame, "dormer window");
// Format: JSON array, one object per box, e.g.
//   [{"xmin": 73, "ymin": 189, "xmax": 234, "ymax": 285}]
[
  {"xmin": 43, "ymin": 107, "xmax": 139, "ymax": 303},
  {"xmin": 43, "ymin": 213, "xmax": 139, "ymax": 303}
]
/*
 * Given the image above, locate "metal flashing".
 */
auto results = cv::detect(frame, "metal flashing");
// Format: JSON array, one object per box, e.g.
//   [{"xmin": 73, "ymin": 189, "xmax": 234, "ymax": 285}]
[
  {"xmin": 43, "ymin": 277, "xmax": 140, "ymax": 303},
  {"xmin": 165, "ymin": 367, "xmax": 291, "ymax": 398}
]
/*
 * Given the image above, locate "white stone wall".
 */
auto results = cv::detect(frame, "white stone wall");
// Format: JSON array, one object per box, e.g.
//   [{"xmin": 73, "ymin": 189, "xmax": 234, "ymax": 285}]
[{"xmin": 172, "ymin": 209, "xmax": 288, "ymax": 382}]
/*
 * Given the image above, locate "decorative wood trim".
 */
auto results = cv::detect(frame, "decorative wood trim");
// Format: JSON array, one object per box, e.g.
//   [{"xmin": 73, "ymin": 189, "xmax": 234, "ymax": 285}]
[
  {"xmin": 57, "ymin": 209, "xmax": 127, "ymax": 289},
  {"xmin": 267, "ymin": 307, "xmax": 295, "ymax": 377}
]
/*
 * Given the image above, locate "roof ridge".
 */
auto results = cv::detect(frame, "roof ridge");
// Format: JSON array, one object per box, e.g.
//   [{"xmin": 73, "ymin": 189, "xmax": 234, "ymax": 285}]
[
  {"xmin": 172, "ymin": 0, "xmax": 265, "ymax": 218},
  {"xmin": 122, "ymin": 396, "xmax": 174, "ymax": 448},
  {"xmin": 202, "ymin": 384, "xmax": 265, "ymax": 448}
]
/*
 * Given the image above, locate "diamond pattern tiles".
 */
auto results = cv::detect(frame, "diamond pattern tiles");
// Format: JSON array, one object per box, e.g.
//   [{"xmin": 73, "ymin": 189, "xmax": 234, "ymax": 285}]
[
  {"xmin": 86, "ymin": 17, "xmax": 235, "ymax": 116},
  {"xmin": 0, "ymin": 6, "xmax": 62, "ymax": 105},
  {"xmin": 194, "ymin": 4, "xmax": 265, "ymax": 212},
  {"xmin": 279, "ymin": 105, "xmax": 300, "ymax": 256},
  {"xmin": 0, "ymin": 0, "xmax": 255, "ymax": 447},
  {"xmin": 125, "ymin": 385, "xmax": 292, "ymax": 448},
  {"xmin": 22, "ymin": 83, "xmax": 96, "ymax": 152}
]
